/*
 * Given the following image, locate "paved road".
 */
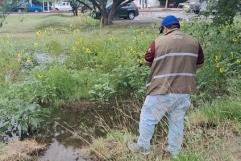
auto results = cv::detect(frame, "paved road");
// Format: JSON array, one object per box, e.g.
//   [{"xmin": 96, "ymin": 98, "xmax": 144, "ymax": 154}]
[
  {"xmin": 114, "ymin": 10, "xmax": 195, "ymax": 25},
  {"xmin": 8, "ymin": 9, "xmax": 195, "ymax": 25}
]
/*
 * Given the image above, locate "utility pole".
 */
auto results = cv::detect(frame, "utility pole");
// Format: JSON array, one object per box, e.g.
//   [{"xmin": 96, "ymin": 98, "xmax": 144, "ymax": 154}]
[{"xmin": 165, "ymin": 0, "xmax": 168, "ymax": 8}]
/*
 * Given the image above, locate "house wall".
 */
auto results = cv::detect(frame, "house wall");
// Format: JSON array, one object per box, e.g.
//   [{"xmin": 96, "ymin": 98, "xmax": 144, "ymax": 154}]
[
  {"xmin": 148, "ymin": 0, "xmax": 160, "ymax": 7},
  {"xmin": 134, "ymin": 0, "xmax": 160, "ymax": 8}
]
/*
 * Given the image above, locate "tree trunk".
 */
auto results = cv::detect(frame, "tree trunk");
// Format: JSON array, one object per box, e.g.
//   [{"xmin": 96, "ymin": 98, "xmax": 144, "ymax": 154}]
[
  {"xmin": 165, "ymin": 0, "xmax": 169, "ymax": 8},
  {"xmin": 107, "ymin": 3, "xmax": 118, "ymax": 25},
  {"xmin": 100, "ymin": 1, "xmax": 109, "ymax": 25},
  {"xmin": 75, "ymin": 9, "xmax": 78, "ymax": 16},
  {"xmin": 101, "ymin": 11, "xmax": 109, "ymax": 25},
  {"xmin": 73, "ymin": 8, "xmax": 78, "ymax": 16},
  {"xmin": 107, "ymin": 0, "xmax": 127, "ymax": 25},
  {"xmin": 102, "ymin": 16, "xmax": 108, "ymax": 25}
]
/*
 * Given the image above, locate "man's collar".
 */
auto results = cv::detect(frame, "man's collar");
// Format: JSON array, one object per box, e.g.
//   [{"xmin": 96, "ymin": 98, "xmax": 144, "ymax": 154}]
[{"xmin": 164, "ymin": 28, "xmax": 179, "ymax": 35}]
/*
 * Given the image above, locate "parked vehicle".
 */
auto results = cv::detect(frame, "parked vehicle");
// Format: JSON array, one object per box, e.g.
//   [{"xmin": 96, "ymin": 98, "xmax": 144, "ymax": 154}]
[
  {"xmin": 178, "ymin": 0, "xmax": 201, "ymax": 14},
  {"xmin": 93, "ymin": 2, "xmax": 139, "ymax": 20},
  {"xmin": 115, "ymin": 2, "xmax": 139, "ymax": 20},
  {"xmin": 9, "ymin": 2, "xmax": 26, "ymax": 12},
  {"xmin": 168, "ymin": 2, "xmax": 178, "ymax": 8},
  {"xmin": 27, "ymin": 4, "xmax": 43, "ymax": 12},
  {"xmin": 54, "ymin": 1, "xmax": 72, "ymax": 11}
]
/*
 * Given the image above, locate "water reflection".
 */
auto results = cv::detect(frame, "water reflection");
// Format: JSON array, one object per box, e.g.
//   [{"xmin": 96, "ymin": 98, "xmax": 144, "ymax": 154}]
[
  {"xmin": 38, "ymin": 139, "xmax": 94, "ymax": 161},
  {"xmin": 37, "ymin": 101, "xmax": 140, "ymax": 161}
]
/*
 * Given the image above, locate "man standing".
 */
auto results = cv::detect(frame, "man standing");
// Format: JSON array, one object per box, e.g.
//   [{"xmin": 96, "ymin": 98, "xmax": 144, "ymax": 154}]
[{"xmin": 128, "ymin": 15, "xmax": 204, "ymax": 157}]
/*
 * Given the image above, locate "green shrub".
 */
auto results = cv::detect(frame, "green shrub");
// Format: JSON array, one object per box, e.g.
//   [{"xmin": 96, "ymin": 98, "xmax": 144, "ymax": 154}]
[
  {"xmin": 0, "ymin": 84, "xmax": 47, "ymax": 138},
  {"xmin": 0, "ymin": 15, "xmax": 241, "ymax": 139},
  {"xmin": 112, "ymin": 65, "xmax": 148, "ymax": 99},
  {"xmin": 89, "ymin": 73, "xmax": 116, "ymax": 101},
  {"xmin": 208, "ymin": 0, "xmax": 241, "ymax": 25},
  {"xmin": 45, "ymin": 40, "xmax": 63, "ymax": 55},
  {"xmin": 182, "ymin": 20, "xmax": 241, "ymax": 103},
  {"xmin": 201, "ymin": 98, "xmax": 241, "ymax": 122},
  {"xmin": 0, "ymin": 51, "xmax": 21, "ymax": 83},
  {"xmin": 33, "ymin": 66, "xmax": 82, "ymax": 100}
]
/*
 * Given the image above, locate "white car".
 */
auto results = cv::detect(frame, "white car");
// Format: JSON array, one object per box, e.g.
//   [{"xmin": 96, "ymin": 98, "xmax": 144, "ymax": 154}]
[
  {"xmin": 54, "ymin": 1, "xmax": 72, "ymax": 11},
  {"xmin": 178, "ymin": 1, "xmax": 201, "ymax": 14}
]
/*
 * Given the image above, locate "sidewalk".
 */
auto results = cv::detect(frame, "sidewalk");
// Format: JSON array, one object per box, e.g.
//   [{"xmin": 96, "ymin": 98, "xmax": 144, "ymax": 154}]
[{"xmin": 139, "ymin": 8, "xmax": 183, "ymax": 12}]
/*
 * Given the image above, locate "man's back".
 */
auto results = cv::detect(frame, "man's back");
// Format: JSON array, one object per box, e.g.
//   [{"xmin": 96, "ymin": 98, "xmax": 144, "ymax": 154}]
[
  {"xmin": 146, "ymin": 30, "xmax": 203, "ymax": 95},
  {"xmin": 128, "ymin": 15, "xmax": 204, "ymax": 157}
]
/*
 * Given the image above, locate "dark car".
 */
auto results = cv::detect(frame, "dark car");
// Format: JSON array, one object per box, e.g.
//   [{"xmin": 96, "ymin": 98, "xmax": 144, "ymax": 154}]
[
  {"xmin": 9, "ymin": 2, "xmax": 26, "ymax": 12},
  {"xmin": 114, "ymin": 2, "xmax": 139, "ymax": 20},
  {"xmin": 93, "ymin": 2, "xmax": 139, "ymax": 20}
]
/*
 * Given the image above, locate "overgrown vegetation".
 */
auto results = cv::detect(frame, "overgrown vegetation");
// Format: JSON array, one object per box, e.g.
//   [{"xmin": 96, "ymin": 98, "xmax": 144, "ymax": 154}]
[
  {"xmin": 207, "ymin": 0, "xmax": 241, "ymax": 25},
  {"xmin": 91, "ymin": 97, "xmax": 241, "ymax": 161},
  {"xmin": 0, "ymin": 13, "xmax": 240, "ymax": 160}
]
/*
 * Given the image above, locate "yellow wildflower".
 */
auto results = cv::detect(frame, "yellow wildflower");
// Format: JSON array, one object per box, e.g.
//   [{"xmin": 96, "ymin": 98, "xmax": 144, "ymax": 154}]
[
  {"xmin": 215, "ymin": 56, "xmax": 219, "ymax": 62},
  {"xmin": 37, "ymin": 74, "xmax": 43, "ymax": 79},
  {"xmin": 36, "ymin": 31, "xmax": 42, "ymax": 38},
  {"xmin": 128, "ymin": 47, "xmax": 136, "ymax": 55},
  {"xmin": 85, "ymin": 48, "xmax": 91, "ymax": 54},
  {"xmin": 72, "ymin": 46, "xmax": 76, "ymax": 52},
  {"xmin": 75, "ymin": 38, "xmax": 82, "ymax": 46},
  {"xmin": 136, "ymin": 58, "xmax": 143, "ymax": 64},
  {"xmin": 236, "ymin": 59, "xmax": 241, "ymax": 64},
  {"xmin": 17, "ymin": 52, "xmax": 22, "ymax": 62},
  {"xmin": 232, "ymin": 38, "xmax": 238, "ymax": 42},
  {"xmin": 17, "ymin": 52, "xmax": 21, "ymax": 58},
  {"xmin": 219, "ymin": 67, "xmax": 224, "ymax": 73},
  {"xmin": 26, "ymin": 57, "xmax": 32, "ymax": 64}
]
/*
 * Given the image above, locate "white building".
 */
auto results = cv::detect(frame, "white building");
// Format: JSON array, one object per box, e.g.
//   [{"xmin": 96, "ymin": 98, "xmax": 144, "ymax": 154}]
[{"xmin": 134, "ymin": 0, "xmax": 160, "ymax": 8}]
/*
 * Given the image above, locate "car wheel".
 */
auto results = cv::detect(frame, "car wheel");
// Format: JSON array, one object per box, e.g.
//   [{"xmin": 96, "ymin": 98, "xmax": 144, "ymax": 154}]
[
  {"xmin": 194, "ymin": 10, "xmax": 200, "ymax": 14},
  {"xmin": 128, "ymin": 12, "xmax": 135, "ymax": 20}
]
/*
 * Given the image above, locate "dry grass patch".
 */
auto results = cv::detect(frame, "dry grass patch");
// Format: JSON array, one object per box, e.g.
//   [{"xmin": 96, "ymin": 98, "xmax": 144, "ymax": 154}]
[
  {"xmin": 0, "ymin": 140, "xmax": 46, "ymax": 161},
  {"xmin": 91, "ymin": 121, "xmax": 241, "ymax": 161}
]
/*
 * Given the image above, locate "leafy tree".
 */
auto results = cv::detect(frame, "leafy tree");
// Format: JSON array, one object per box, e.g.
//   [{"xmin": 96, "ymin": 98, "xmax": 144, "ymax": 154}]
[
  {"xmin": 209, "ymin": 0, "xmax": 241, "ymax": 25},
  {"xmin": 69, "ymin": 0, "xmax": 92, "ymax": 16},
  {"xmin": 0, "ymin": 0, "xmax": 9, "ymax": 27},
  {"xmin": 69, "ymin": 0, "xmax": 82, "ymax": 16},
  {"xmin": 70, "ymin": 0, "xmax": 133, "ymax": 25}
]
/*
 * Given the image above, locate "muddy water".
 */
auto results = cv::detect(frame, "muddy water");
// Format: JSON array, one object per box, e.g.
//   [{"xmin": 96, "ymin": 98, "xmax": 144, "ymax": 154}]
[
  {"xmin": 37, "ymin": 101, "xmax": 140, "ymax": 161},
  {"xmin": 38, "ymin": 139, "xmax": 94, "ymax": 161}
]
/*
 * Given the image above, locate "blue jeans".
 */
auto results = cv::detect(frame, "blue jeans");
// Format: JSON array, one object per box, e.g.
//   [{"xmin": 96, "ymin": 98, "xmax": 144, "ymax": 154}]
[{"xmin": 137, "ymin": 94, "xmax": 190, "ymax": 155}]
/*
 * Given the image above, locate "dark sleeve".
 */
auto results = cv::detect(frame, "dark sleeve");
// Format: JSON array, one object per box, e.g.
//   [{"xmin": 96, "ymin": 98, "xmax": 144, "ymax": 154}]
[
  {"xmin": 197, "ymin": 43, "xmax": 204, "ymax": 65},
  {"xmin": 144, "ymin": 41, "xmax": 155, "ymax": 62}
]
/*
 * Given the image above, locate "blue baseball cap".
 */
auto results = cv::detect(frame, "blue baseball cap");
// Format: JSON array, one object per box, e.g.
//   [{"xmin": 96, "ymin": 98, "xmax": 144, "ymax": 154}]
[{"xmin": 161, "ymin": 15, "xmax": 180, "ymax": 27}]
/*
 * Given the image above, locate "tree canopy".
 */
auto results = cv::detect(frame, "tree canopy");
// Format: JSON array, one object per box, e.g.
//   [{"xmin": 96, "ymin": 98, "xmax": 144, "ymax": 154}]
[
  {"xmin": 69, "ymin": 0, "xmax": 134, "ymax": 25},
  {"xmin": 210, "ymin": 0, "xmax": 241, "ymax": 25}
]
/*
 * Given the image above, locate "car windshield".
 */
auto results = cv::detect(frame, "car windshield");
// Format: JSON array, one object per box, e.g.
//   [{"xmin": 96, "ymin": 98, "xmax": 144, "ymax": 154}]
[{"xmin": 106, "ymin": 0, "xmax": 130, "ymax": 8}]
